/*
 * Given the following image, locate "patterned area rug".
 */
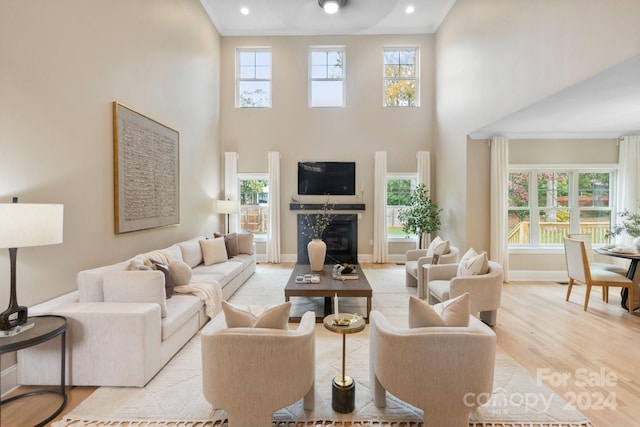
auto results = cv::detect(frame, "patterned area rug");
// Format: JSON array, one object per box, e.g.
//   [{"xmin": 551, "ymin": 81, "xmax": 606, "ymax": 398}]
[{"xmin": 52, "ymin": 265, "xmax": 593, "ymax": 427}]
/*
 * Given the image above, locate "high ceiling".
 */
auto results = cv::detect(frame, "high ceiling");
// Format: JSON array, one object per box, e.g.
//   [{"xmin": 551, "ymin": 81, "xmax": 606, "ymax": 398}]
[
  {"xmin": 200, "ymin": 0, "xmax": 457, "ymax": 36},
  {"xmin": 201, "ymin": 0, "xmax": 640, "ymax": 140}
]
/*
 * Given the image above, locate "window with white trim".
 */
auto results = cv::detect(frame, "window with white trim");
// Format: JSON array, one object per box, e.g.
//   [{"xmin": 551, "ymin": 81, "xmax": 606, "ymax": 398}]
[
  {"xmin": 508, "ymin": 168, "xmax": 615, "ymax": 247},
  {"xmin": 383, "ymin": 47, "xmax": 419, "ymax": 107},
  {"xmin": 239, "ymin": 174, "xmax": 269, "ymax": 238},
  {"xmin": 309, "ymin": 46, "xmax": 345, "ymax": 107},
  {"xmin": 236, "ymin": 48, "xmax": 271, "ymax": 108},
  {"xmin": 387, "ymin": 174, "xmax": 417, "ymax": 239}
]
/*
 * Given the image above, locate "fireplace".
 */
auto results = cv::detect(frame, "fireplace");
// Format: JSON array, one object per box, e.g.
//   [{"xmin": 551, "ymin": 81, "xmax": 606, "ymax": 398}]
[{"xmin": 297, "ymin": 214, "xmax": 358, "ymax": 265}]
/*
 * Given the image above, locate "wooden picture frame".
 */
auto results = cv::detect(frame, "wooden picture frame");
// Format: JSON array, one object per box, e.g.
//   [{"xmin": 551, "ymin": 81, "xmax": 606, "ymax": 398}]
[{"xmin": 113, "ymin": 102, "xmax": 180, "ymax": 234}]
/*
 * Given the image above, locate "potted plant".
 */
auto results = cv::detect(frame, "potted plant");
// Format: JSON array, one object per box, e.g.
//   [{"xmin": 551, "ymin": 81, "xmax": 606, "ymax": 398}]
[
  {"xmin": 398, "ymin": 183, "xmax": 442, "ymax": 249},
  {"xmin": 608, "ymin": 209, "xmax": 640, "ymax": 251},
  {"xmin": 300, "ymin": 198, "xmax": 335, "ymax": 271}
]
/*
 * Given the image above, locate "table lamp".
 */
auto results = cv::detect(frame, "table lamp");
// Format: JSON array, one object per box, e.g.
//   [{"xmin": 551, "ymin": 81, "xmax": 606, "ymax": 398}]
[
  {"xmin": 0, "ymin": 197, "xmax": 64, "ymax": 331},
  {"xmin": 216, "ymin": 199, "xmax": 239, "ymax": 234}
]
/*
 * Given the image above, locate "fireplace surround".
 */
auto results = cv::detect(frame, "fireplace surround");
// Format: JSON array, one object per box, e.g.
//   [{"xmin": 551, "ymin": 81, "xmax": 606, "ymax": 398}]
[{"xmin": 297, "ymin": 214, "xmax": 358, "ymax": 265}]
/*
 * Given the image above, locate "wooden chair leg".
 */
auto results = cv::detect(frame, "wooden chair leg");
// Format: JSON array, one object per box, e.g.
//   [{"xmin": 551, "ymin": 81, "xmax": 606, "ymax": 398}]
[
  {"xmin": 628, "ymin": 285, "xmax": 634, "ymax": 314},
  {"xmin": 583, "ymin": 285, "xmax": 592, "ymax": 311},
  {"xmin": 566, "ymin": 278, "xmax": 574, "ymax": 301},
  {"xmin": 602, "ymin": 286, "xmax": 609, "ymax": 303}
]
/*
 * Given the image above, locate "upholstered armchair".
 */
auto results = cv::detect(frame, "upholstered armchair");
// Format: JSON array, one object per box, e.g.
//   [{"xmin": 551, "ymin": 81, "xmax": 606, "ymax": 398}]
[
  {"xmin": 201, "ymin": 310, "xmax": 316, "ymax": 427},
  {"xmin": 369, "ymin": 309, "xmax": 496, "ymax": 427},
  {"xmin": 424, "ymin": 260, "xmax": 503, "ymax": 326},
  {"xmin": 405, "ymin": 245, "xmax": 460, "ymax": 289}
]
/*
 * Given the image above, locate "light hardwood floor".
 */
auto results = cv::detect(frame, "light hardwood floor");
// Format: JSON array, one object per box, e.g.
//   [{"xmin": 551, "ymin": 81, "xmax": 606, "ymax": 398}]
[{"xmin": 3, "ymin": 263, "xmax": 639, "ymax": 427}]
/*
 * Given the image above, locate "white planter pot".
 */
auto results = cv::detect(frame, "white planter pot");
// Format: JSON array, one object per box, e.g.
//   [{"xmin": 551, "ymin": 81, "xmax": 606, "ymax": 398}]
[
  {"xmin": 307, "ymin": 239, "xmax": 327, "ymax": 272},
  {"xmin": 633, "ymin": 236, "xmax": 640, "ymax": 252}
]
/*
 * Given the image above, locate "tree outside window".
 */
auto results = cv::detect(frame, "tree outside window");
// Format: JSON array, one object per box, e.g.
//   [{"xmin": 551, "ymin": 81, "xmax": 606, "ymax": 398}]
[
  {"xmin": 387, "ymin": 175, "xmax": 416, "ymax": 237},
  {"xmin": 237, "ymin": 49, "xmax": 271, "ymax": 108},
  {"xmin": 383, "ymin": 47, "xmax": 418, "ymax": 107}
]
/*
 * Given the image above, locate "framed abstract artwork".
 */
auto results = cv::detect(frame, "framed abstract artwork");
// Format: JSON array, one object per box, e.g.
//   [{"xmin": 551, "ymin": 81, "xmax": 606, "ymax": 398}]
[{"xmin": 113, "ymin": 102, "xmax": 180, "ymax": 234}]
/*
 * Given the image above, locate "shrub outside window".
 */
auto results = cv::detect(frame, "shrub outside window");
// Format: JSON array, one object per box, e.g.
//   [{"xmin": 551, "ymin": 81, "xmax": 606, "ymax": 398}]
[
  {"xmin": 508, "ymin": 168, "xmax": 614, "ymax": 247},
  {"xmin": 383, "ymin": 47, "xmax": 419, "ymax": 107},
  {"xmin": 237, "ymin": 48, "xmax": 271, "ymax": 108}
]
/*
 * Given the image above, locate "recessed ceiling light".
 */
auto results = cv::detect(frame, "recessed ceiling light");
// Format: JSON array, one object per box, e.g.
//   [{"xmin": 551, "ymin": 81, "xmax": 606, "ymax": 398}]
[
  {"xmin": 405, "ymin": 5, "xmax": 415, "ymax": 14},
  {"xmin": 240, "ymin": 6, "xmax": 249, "ymax": 15}
]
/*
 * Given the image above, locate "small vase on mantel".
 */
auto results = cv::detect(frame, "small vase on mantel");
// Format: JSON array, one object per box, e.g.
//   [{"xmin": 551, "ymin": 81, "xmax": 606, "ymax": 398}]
[{"xmin": 308, "ymin": 239, "xmax": 327, "ymax": 272}]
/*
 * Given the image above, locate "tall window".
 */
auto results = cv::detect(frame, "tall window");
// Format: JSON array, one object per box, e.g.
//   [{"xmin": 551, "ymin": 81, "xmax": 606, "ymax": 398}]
[
  {"xmin": 386, "ymin": 174, "xmax": 417, "ymax": 238},
  {"xmin": 309, "ymin": 46, "xmax": 345, "ymax": 107},
  {"xmin": 239, "ymin": 175, "xmax": 269, "ymax": 238},
  {"xmin": 383, "ymin": 47, "xmax": 419, "ymax": 107},
  {"xmin": 508, "ymin": 168, "xmax": 615, "ymax": 246},
  {"xmin": 236, "ymin": 48, "xmax": 271, "ymax": 108}
]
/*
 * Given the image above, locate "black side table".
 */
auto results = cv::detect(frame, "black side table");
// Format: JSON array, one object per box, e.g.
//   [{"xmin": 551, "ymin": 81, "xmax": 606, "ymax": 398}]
[{"xmin": 0, "ymin": 315, "xmax": 67, "ymax": 427}]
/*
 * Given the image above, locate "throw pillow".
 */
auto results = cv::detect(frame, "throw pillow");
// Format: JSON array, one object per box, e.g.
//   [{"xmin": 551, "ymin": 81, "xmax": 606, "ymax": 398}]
[
  {"xmin": 221, "ymin": 301, "xmax": 291, "ymax": 330},
  {"xmin": 408, "ymin": 294, "xmax": 470, "ymax": 328},
  {"xmin": 457, "ymin": 251, "xmax": 490, "ymax": 277},
  {"xmin": 103, "ymin": 270, "xmax": 167, "ymax": 317},
  {"xmin": 200, "ymin": 237, "xmax": 228, "ymax": 266},
  {"xmin": 169, "ymin": 260, "xmax": 193, "ymax": 286},
  {"xmin": 151, "ymin": 259, "xmax": 175, "ymax": 298},
  {"xmin": 224, "ymin": 233, "xmax": 240, "ymax": 257},
  {"xmin": 426, "ymin": 236, "xmax": 450, "ymax": 257},
  {"xmin": 237, "ymin": 232, "xmax": 254, "ymax": 255}
]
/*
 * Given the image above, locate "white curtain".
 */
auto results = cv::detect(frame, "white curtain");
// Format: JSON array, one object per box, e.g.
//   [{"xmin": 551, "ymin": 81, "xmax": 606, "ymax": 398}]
[
  {"xmin": 616, "ymin": 135, "xmax": 640, "ymax": 244},
  {"xmin": 266, "ymin": 151, "xmax": 281, "ymax": 263},
  {"xmin": 373, "ymin": 151, "xmax": 388, "ymax": 263},
  {"xmin": 416, "ymin": 151, "xmax": 430, "ymax": 190},
  {"xmin": 490, "ymin": 137, "xmax": 509, "ymax": 282},
  {"xmin": 224, "ymin": 152, "xmax": 239, "ymax": 232}
]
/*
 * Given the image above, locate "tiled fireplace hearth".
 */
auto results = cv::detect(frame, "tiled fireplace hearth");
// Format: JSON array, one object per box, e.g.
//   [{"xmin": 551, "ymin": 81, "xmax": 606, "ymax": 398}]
[{"xmin": 296, "ymin": 213, "xmax": 358, "ymax": 265}]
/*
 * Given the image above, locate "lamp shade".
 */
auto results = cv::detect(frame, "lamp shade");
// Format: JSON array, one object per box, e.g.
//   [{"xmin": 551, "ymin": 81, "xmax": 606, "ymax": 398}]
[
  {"xmin": 216, "ymin": 200, "xmax": 240, "ymax": 215},
  {"xmin": 0, "ymin": 203, "xmax": 64, "ymax": 248}
]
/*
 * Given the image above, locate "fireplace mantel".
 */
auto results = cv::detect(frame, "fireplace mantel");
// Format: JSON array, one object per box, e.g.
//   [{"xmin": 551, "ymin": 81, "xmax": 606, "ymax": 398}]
[{"xmin": 289, "ymin": 203, "xmax": 365, "ymax": 211}]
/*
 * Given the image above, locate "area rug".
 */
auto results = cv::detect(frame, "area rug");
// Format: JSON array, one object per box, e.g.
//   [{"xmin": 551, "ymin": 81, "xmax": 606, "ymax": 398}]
[{"xmin": 53, "ymin": 265, "xmax": 593, "ymax": 427}]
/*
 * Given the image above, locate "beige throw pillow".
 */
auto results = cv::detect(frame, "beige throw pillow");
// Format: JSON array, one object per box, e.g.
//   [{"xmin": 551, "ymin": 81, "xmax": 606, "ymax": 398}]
[
  {"xmin": 169, "ymin": 260, "xmax": 193, "ymax": 286},
  {"xmin": 200, "ymin": 238, "xmax": 228, "ymax": 266},
  {"xmin": 237, "ymin": 232, "xmax": 254, "ymax": 255},
  {"xmin": 408, "ymin": 294, "xmax": 470, "ymax": 328},
  {"xmin": 221, "ymin": 301, "xmax": 291, "ymax": 330},
  {"xmin": 457, "ymin": 249, "xmax": 489, "ymax": 276}
]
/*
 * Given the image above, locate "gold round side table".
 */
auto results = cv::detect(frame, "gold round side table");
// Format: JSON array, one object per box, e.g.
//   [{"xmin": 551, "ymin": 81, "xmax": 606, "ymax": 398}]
[{"xmin": 323, "ymin": 313, "xmax": 365, "ymax": 413}]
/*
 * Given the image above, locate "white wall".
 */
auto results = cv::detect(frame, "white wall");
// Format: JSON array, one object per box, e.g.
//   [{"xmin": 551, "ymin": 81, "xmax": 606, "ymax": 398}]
[
  {"xmin": 435, "ymin": 0, "xmax": 640, "ymax": 261},
  {"xmin": 0, "ymin": 0, "xmax": 221, "ymax": 371},
  {"xmin": 220, "ymin": 34, "xmax": 435, "ymax": 259}
]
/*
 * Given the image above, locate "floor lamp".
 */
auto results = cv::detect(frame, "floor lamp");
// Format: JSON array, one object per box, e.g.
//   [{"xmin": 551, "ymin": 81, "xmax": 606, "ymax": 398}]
[
  {"xmin": 0, "ymin": 197, "xmax": 64, "ymax": 334},
  {"xmin": 216, "ymin": 200, "xmax": 240, "ymax": 234}
]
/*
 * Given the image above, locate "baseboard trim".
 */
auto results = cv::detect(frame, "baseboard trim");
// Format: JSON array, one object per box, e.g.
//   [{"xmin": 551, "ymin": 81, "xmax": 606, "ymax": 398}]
[
  {"xmin": 508, "ymin": 270, "xmax": 569, "ymax": 282},
  {"xmin": 1, "ymin": 364, "xmax": 18, "ymax": 398}
]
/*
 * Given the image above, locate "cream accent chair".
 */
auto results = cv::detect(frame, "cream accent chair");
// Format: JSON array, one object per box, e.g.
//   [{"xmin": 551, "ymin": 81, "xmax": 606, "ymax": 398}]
[
  {"xmin": 201, "ymin": 311, "xmax": 316, "ymax": 427},
  {"xmin": 369, "ymin": 309, "xmax": 496, "ymax": 427},
  {"xmin": 405, "ymin": 246, "xmax": 460, "ymax": 290},
  {"xmin": 564, "ymin": 237, "xmax": 634, "ymax": 313},
  {"xmin": 424, "ymin": 261, "xmax": 503, "ymax": 326},
  {"xmin": 567, "ymin": 233, "xmax": 628, "ymax": 302}
]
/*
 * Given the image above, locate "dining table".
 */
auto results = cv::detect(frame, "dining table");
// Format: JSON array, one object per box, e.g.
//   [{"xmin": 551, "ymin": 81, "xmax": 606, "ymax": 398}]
[{"xmin": 594, "ymin": 246, "xmax": 640, "ymax": 310}]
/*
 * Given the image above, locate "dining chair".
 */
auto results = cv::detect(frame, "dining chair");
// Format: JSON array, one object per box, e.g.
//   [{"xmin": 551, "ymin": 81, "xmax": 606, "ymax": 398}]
[
  {"xmin": 567, "ymin": 233, "xmax": 628, "ymax": 302},
  {"xmin": 563, "ymin": 237, "xmax": 635, "ymax": 313}
]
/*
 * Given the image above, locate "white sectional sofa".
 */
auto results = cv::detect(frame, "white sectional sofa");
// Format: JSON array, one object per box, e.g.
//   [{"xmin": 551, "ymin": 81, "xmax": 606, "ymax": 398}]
[{"xmin": 17, "ymin": 233, "xmax": 256, "ymax": 387}]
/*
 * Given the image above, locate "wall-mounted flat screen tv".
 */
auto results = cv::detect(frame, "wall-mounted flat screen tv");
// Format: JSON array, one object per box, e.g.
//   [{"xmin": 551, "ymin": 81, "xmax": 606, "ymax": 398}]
[{"xmin": 298, "ymin": 161, "xmax": 356, "ymax": 195}]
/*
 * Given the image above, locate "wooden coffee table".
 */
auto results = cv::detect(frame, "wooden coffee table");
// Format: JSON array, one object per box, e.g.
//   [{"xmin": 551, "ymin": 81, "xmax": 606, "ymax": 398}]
[{"xmin": 285, "ymin": 264, "xmax": 372, "ymax": 323}]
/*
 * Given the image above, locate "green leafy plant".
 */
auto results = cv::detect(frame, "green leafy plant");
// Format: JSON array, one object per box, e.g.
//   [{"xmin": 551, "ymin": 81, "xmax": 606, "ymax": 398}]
[
  {"xmin": 300, "ymin": 198, "xmax": 336, "ymax": 241},
  {"xmin": 398, "ymin": 183, "xmax": 442, "ymax": 248},
  {"xmin": 607, "ymin": 210, "xmax": 640, "ymax": 239}
]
